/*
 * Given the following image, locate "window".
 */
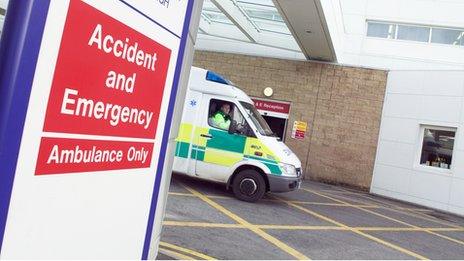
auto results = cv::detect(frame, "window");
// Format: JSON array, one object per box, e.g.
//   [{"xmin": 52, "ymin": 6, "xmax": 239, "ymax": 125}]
[
  {"xmin": 431, "ymin": 28, "xmax": 464, "ymax": 46},
  {"xmin": 397, "ymin": 25, "xmax": 430, "ymax": 43},
  {"xmin": 366, "ymin": 20, "xmax": 464, "ymax": 47},
  {"xmin": 208, "ymin": 99, "xmax": 254, "ymax": 136},
  {"xmin": 240, "ymin": 101, "xmax": 274, "ymax": 136},
  {"xmin": 367, "ymin": 22, "xmax": 396, "ymax": 39},
  {"xmin": 419, "ymin": 126, "xmax": 456, "ymax": 170}
]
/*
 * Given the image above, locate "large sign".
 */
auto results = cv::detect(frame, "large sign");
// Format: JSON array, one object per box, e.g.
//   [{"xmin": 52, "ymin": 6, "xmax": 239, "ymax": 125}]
[{"xmin": 0, "ymin": 0, "xmax": 194, "ymax": 259}]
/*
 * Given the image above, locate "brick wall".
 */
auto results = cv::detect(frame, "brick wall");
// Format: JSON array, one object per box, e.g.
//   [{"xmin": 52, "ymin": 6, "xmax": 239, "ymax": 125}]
[{"xmin": 193, "ymin": 51, "xmax": 388, "ymax": 189}]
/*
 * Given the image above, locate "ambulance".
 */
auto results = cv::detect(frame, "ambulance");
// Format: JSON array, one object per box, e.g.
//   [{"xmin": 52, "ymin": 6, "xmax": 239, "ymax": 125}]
[{"xmin": 172, "ymin": 67, "xmax": 302, "ymax": 202}]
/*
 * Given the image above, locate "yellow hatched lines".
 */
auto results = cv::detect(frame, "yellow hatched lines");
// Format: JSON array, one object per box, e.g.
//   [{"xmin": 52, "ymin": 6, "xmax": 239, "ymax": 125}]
[
  {"xmin": 180, "ymin": 183, "xmax": 310, "ymax": 260},
  {"xmin": 167, "ymin": 184, "xmax": 464, "ymax": 260},
  {"xmin": 163, "ymin": 221, "xmax": 464, "ymax": 232},
  {"xmin": 321, "ymin": 189, "xmax": 461, "ymax": 228},
  {"xmin": 271, "ymin": 195, "xmax": 429, "ymax": 260},
  {"xmin": 304, "ymin": 188, "xmax": 464, "ymax": 247},
  {"xmin": 168, "ymin": 192, "xmax": 376, "ymax": 207},
  {"xmin": 159, "ymin": 241, "xmax": 216, "ymax": 260}
]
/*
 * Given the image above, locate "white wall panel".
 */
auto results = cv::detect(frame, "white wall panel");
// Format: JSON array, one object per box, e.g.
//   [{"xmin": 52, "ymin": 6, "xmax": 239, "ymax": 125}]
[
  {"xmin": 372, "ymin": 70, "xmax": 464, "ymax": 215},
  {"xmin": 342, "ymin": 14, "xmax": 365, "ymax": 35},
  {"xmin": 324, "ymin": 0, "xmax": 464, "ymax": 70},
  {"xmin": 432, "ymin": 1, "xmax": 464, "ymax": 26},
  {"xmin": 420, "ymin": 96, "xmax": 462, "ymax": 122},
  {"xmin": 409, "ymin": 172, "xmax": 452, "ymax": 203},
  {"xmin": 449, "ymin": 178, "xmax": 464, "ymax": 208},
  {"xmin": 448, "ymin": 205, "xmax": 464, "ymax": 217},
  {"xmin": 398, "ymin": 0, "xmax": 435, "ymax": 23},
  {"xmin": 404, "ymin": 193, "xmax": 451, "ymax": 211},
  {"xmin": 383, "ymin": 94, "xmax": 421, "ymax": 118},
  {"xmin": 461, "ymin": 98, "xmax": 464, "ymax": 124},
  {"xmin": 365, "ymin": 0, "xmax": 400, "ymax": 19},
  {"xmin": 387, "ymin": 71, "xmax": 424, "ymax": 94},
  {"xmin": 422, "ymin": 71, "xmax": 464, "ymax": 97},
  {"xmin": 451, "ymin": 149, "xmax": 464, "ymax": 179},
  {"xmin": 357, "ymin": 55, "xmax": 391, "ymax": 69},
  {"xmin": 379, "ymin": 117, "xmax": 418, "ymax": 144},
  {"xmin": 340, "ymin": 0, "xmax": 367, "ymax": 15},
  {"xmin": 339, "ymin": 53, "xmax": 361, "ymax": 67},
  {"xmin": 377, "ymin": 140, "xmax": 416, "ymax": 169},
  {"xmin": 343, "ymin": 35, "xmax": 364, "ymax": 54},
  {"xmin": 371, "ymin": 164, "xmax": 412, "ymax": 194},
  {"xmin": 457, "ymin": 127, "xmax": 464, "ymax": 149}
]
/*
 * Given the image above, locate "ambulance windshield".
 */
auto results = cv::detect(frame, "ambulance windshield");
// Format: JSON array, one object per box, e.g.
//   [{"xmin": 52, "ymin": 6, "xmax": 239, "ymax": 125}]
[{"xmin": 240, "ymin": 102, "xmax": 274, "ymax": 136}]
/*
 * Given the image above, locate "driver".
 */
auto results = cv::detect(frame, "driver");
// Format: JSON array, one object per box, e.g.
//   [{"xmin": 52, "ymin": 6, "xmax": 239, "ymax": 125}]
[{"xmin": 211, "ymin": 103, "xmax": 231, "ymax": 130}]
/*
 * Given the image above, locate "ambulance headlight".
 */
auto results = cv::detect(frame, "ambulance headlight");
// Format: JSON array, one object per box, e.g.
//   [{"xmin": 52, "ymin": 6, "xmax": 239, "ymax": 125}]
[{"xmin": 279, "ymin": 163, "xmax": 297, "ymax": 177}]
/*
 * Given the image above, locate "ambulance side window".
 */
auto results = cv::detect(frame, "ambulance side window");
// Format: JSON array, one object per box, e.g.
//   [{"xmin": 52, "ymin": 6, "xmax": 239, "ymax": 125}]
[
  {"xmin": 208, "ymin": 99, "xmax": 233, "ymax": 131},
  {"xmin": 208, "ymin": 99, "xmax": 254, "ymax": 137}
]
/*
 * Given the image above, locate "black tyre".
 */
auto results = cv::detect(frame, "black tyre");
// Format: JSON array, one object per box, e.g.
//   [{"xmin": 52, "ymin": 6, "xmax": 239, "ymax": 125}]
[{"xmin": 232, "ymin": 169, "xmax": 266, "ymax": 202}]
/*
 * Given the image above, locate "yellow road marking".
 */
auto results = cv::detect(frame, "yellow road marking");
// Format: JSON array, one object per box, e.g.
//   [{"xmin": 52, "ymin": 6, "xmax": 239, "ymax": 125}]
[
  {"xmin": 168, "ymin": 192, "xmax": 197, "ymax": 197},
  {"xmin": 163, "ymin": 221, "xmax": 244, "ymax": 228},
  {"xmin": 163, "ymin": 220, "xmax": 464, "ymax": 234},
  {"xmin": 297, "ymin": 202, "xmax": 377, "ymax": 207},
  {"xmin": 181, "ymin": 183, "xmax": 310, "ymax": 260},
  {"xmin": 355, "ymin": 227, "xmax": 464, "ymax": 232},
  {"xmin": 159, "ymin": 247, "xmax": 195, "ymax": 260},
  {"xmin": 326, "ymin": 189, "xmax": 462, "ymax": 229},
  {"xmin": 256, "ymin": 225, "xmax": 345, "ymax": 230},
  {"xmin": 272, "ymin": 195, "xmax": 429, "ymax": 260},
  {"xmin": 168, "ymin": 192, "xmax": 377, "ymax": 207},
  {"xmin": 163, "ymin": 220, "xmax": 464, "ymax": 232},
  {"xmin": 160, "ymin": 241, "xmax": 216, "ymax": 260},
  {"xmin": 305, "ymin": 189, "xmax": 464, "ymax": 247},
  {"xmin": 168, "ymin": 192, "xmax": 232, "ymax": 200},
  {"xmin": 395, "ymin": 207, "xmax": 433, "ymax": 212}
]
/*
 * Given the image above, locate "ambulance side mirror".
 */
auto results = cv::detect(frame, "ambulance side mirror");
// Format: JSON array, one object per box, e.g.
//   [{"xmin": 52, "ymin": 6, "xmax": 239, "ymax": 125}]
[{"xmin": 228, "ymin": 120, "xmax": 237, "ymax": 134}]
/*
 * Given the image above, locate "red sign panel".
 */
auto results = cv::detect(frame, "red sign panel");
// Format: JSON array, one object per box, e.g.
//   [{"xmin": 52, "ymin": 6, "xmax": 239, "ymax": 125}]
[
  {"xmin": 36, "ymin": 138, "xmax": 154, "ymax": 175},
  {"xmin": 43, "ymin": 0, "xmax": 171, "ymax": 139},
  {"xmin": 35, "ymin": 0, "xmax": 172, "ymax": 175},
  {"xmin": 252, "ymin": 98, "xmax": 290, "ymax": 114},
  {"xmin": 293, "ymin": 130, "xmax": 305, "ymax": 139}
]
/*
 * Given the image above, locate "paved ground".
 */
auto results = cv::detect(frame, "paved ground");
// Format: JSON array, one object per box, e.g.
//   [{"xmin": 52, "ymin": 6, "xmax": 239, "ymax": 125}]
[{"xmin": 158, "ymin": 174, "xmax": 464, "ymax": 260}]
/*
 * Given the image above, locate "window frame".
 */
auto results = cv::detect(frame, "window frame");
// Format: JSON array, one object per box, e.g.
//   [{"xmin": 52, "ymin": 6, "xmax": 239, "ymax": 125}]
[
  {"xmin": 430, "ymin": 27, "xmax": 464, "ymax": 46},
  {"xmin": 365, "ymin": 20, "xmax": 464, "ymax": 48},
  {"xmin": 396, "ymin": 24, "xmax": 431, "ymax": 43},
  {"xmin": 415, "ymin": 125, "xmax": 457, "ymax": 175},
  {"xmin": 366, "ymin": 21, "xmax": 397, "ymax": 39}
]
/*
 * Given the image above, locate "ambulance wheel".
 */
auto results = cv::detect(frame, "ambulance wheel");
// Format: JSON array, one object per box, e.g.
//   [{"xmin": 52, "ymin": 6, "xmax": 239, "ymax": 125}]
[{"xmin": 232, "ymin": 170, "xmax": 266, "ymax": 202}]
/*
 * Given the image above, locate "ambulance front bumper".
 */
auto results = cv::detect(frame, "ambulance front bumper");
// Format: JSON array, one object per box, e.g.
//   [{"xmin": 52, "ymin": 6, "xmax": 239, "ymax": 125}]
[{"xmin": 267, "ymin": 168, "xmax": 302, "ymax": 193}]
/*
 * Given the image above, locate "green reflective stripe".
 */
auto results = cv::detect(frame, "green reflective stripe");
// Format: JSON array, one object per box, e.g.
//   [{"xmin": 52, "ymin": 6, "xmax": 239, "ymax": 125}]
[
  {"xmin": 191, "ymin": 148, "xmax": 205, "ymax": 161},
  {"xmin": 264, "ymin": 163, "xmax": 282, "ymax": 175},
  {"xmin": 175, "ymin": 141, "xmax": 190, "ymax": 158},
  {"xmin": 191, "ymin": 145, "xmax": 206, "ymax": 161},
  {"xmin": 244, "ymin": 155, "xmax": 282, "ymax": 175},
  {"xmin": 206, "ymin": 129, "xmax": 246, "ymax": 154}
]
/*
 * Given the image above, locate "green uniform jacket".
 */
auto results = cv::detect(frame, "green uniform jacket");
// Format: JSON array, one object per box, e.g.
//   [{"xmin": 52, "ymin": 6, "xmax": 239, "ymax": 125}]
[{"xmin": 211, "ymin": 111, "xmax": 231, "ymax": 130}]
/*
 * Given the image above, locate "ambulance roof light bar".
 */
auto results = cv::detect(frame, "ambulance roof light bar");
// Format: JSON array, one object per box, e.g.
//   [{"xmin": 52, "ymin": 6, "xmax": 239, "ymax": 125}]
[{"xmin": 206, "ymin": 70, "xmax": 233, "ymax": 85}]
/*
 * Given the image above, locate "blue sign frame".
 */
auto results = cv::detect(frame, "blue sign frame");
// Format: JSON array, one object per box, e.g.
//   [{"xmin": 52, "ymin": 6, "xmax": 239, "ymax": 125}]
[{"xmin": 0, "ymin": 0, "xmax": 195, "ymax": 259}]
